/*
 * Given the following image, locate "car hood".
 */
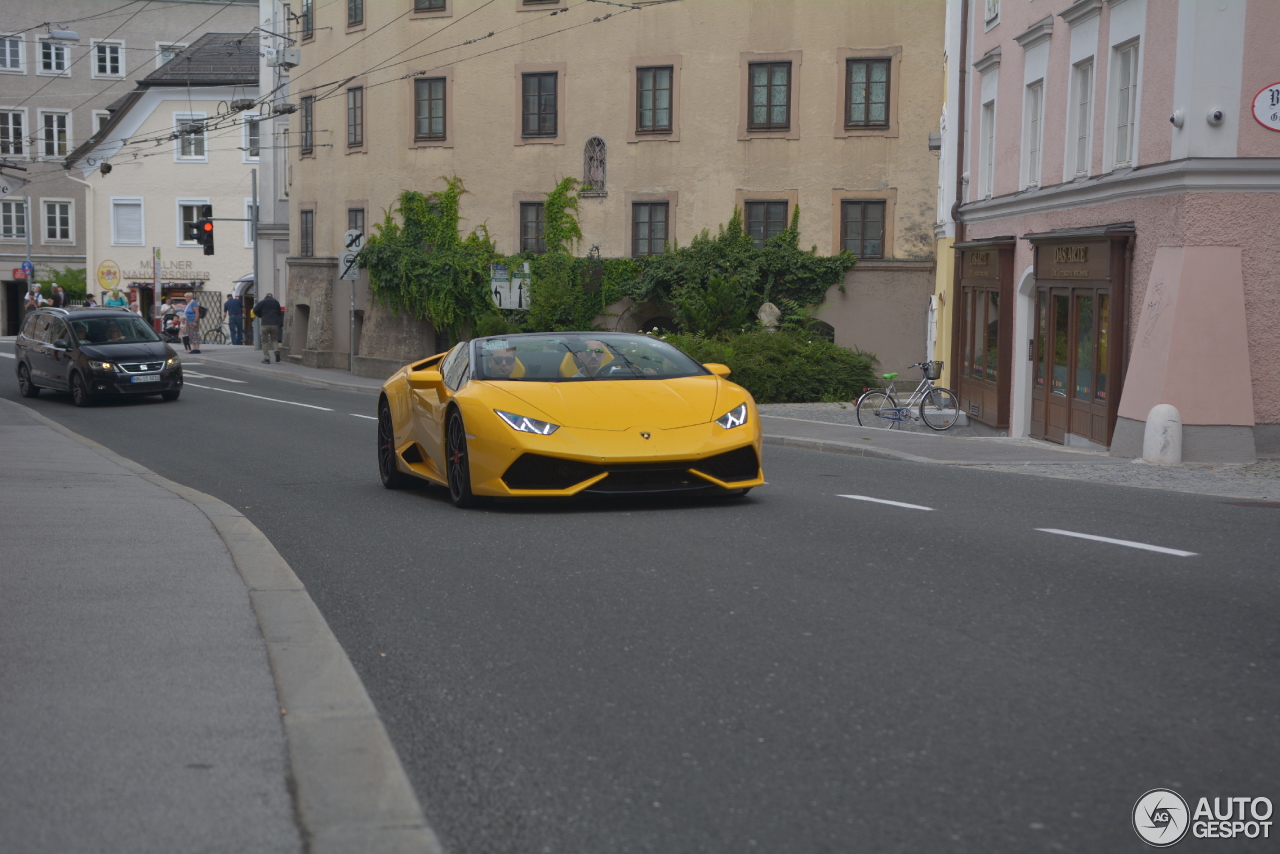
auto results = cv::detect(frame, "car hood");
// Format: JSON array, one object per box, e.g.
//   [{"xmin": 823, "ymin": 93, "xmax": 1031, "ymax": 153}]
[
  {"xmin": 485, "ymin": 375, "xmax": 728, "ymax": 430},
  {"xmin": 79, "ymin": 341, "xmax": 173, "ymax": 361}
]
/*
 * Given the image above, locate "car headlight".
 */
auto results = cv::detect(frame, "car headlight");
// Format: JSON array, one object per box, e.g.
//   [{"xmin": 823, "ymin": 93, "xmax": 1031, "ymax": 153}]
[
  {"xmin": 715, "ymin": 403, "xmax": 748, "ymax": 429},
  {"xmin": 166, "ymin": 357, "xmax": 178, "ymax": 365},
  {"xmin": 495, "ymin": 410, "xmax": 560, "ymax": 435},
  {"xmin": 88, "ymin": 360, "xmax": 115, "ymax": 371}
]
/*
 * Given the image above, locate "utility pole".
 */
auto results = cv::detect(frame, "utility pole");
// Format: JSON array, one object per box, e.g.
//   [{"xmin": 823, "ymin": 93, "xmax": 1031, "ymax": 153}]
[{"xmin": 251, "ymin": 168, "xmax": 260, "ymax": 350}]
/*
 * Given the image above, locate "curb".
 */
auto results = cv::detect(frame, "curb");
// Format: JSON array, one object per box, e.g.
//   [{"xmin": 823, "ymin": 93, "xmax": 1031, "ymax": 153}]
[
  {"xmin": 185, "ymin": 356, "xmax": 381, "ymax": 395},
  {"xmin": 18, "ymin": 406, "xmax": 442, "ymax": 854},
  {"xmin": 763, "ymin": 433, "xmax": 933, "ymax": 464}
]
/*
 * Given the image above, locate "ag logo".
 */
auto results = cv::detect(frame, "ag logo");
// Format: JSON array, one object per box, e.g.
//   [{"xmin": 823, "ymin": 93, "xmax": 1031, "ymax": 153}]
[{"xmin": 1134, "ymin": 788, "xmax": 1190, "ymax": 847}]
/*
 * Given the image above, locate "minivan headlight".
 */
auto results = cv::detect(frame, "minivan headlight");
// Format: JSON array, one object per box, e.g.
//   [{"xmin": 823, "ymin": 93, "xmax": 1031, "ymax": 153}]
[
  {"xmin": 715, "ymin": 403, "xmax": 748, "ymax": 429},
  {"xmin": 88, "ymin": 360, "xmax": 115, "ymax": 371}
]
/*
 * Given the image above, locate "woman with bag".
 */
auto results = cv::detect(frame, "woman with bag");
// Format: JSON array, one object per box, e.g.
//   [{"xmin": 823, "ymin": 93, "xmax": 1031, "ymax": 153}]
[{"xmin": 184, "ymin": 291, "xmax": 202, "ymax": 354}]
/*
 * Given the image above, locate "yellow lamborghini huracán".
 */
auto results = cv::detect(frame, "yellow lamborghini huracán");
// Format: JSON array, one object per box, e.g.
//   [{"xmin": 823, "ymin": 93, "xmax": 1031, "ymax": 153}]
[{"xmin": 377, "ymin": 332, "xmax": 764, "ymax": 507}]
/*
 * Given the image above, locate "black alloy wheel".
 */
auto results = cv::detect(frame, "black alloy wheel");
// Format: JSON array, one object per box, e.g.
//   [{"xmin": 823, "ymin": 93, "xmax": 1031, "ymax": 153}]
[
  {"xmin": 17, "ymin": 364, "xmax": 40, "ymax": 398},
  {"xmin": 378, "ymin": 398, "xmax": 413, "ymax": 489},
  {"xmin": 70, "ymin": 372, "xmax": 94, "ymax": 407},
  {"xmin": 446, "ymin": 409, "xmax": 485, "ymax": 508},
  {"xmin": 161, "ymin": 388, "xmax": 181, "ymax": 401}
]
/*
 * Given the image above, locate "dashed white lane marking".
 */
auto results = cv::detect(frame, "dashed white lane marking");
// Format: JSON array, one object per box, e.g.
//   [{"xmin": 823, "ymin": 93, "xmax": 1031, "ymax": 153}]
[
  {"xmin": 0, "ymin": 351, "xmax": 13, "ymax": 358},
  {"xmin": 838, "ymin": 494, "xmax": 934, "ymax": 511},
  {"xmin": 184, "ymin": 382, "xmax": 334, "ymax": 411},
  {"xmin": 1035, "ymin": 528, "xmax": 1198, "ymax": 557},
  {"xmin": 183, "ymin": 371, "xmax": 247, "ymax": 383},
  {"xmin": 350, "ymin": 414, "xmax": 376, "ymax": 420}
]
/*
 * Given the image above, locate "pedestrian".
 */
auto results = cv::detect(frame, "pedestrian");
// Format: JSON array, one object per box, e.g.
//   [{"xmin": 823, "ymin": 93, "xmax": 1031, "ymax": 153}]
[
  {"xmin": 224, "ymin": 293, "xmax": 244, "ymax": 346},
  {"xmin": 23, "ymin": 283, "xmax": 46, "ymax": 315},
  {"xmin": 49, "ymin": 285, "xmax": 66, "ymax": 308},
  {"xmin": 84, "ymin": 294, "xmax": 98, "ymax": 307},
  {"xmin": 184, "ymin": 291, "xmax": 202, "ymax": 354},
  {"xmin": 105, "ymin": 289, "xmax": 128, "ymax": 307},
  {"xmin": 252, "ymin": 292, "xmax": 283, "ymax": 363}
]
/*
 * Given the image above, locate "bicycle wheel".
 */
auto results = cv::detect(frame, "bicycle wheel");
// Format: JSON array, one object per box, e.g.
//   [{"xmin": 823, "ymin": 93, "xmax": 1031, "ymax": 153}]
[
  {"xmin": 857, "ymin": 391, "xmax": 899, "ymax": 429},
  {"xmin": 207, "ymin": 328, "xmax": 227, "ymax": 345},
  {"xmin": 919, "ymin": 387, "xmax": 961, "ymax": 430}
]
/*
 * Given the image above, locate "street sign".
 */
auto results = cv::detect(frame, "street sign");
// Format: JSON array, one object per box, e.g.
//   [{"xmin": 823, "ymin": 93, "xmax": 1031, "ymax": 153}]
[
  {"xmin": 490, "ymin": 261, "xmax": 531, "ymax": 310},
  {"xmin": 1252, "ymin": 82, "xmax": 1280, "ymax": 132},
  {"xmin": 21, "ymin": 260, "xmax": 35, "ymax": 275},
  {"xmin": 343, "ymin": 229, "xmax": 365, "ymax": 253},
  {"xmin": 339, "ymin": 251, "xmax": 360, "ymax": 280},
  {"xmin": 12, "ymin": 268, "xmax": 27, "ymax": 280}
]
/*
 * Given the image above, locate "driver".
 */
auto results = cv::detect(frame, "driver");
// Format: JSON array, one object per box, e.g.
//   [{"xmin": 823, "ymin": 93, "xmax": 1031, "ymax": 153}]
[
  {"xmin": 105, "ymin": 323, "xmax": 126, "ymax": 342},
  {"xmin": 485, "ymin": 346, "xmax": 520, "ymax": 379},
  {"xmin": 572, "ymin": 339, "xmax": 612, "ymax": 377}
]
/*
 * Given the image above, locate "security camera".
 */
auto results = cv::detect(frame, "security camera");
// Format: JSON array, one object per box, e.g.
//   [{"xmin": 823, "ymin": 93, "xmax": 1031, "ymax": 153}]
[
  {"xmin": 1207, "ymin": 108, "xmax": 1225, "ymax": 126},
  {"xmin": 1169, "ymin": 109, "xmax": 1184, "ymax": 128}
]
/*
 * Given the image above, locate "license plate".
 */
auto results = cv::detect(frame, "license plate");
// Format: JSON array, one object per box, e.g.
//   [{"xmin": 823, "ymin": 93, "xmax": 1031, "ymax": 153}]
[{"xmin": 131, "ymin": 375, "xmax": 160, "ymax": 383}]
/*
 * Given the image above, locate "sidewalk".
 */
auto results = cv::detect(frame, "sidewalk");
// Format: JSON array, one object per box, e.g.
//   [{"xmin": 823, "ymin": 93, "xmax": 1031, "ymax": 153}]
[{"xmin": 0, "ymin": 397, "xmax": 440, "ymax": 854}]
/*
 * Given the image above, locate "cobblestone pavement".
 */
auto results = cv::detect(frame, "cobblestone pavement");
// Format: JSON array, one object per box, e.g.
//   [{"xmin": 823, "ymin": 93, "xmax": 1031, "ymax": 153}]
[{"xmin": 759, "ymin": 403, "xmax": 1280, "ymax": 501}]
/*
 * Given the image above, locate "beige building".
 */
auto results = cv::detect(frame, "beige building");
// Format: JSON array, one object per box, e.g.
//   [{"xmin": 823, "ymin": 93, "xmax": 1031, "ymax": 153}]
[
  {"xmin": 284, "ymin": 0, "xmax": 945, "ymax": 377},
  {"xmin": 65, "ymin": 33, "xmax": 260, "ymax": 326}
]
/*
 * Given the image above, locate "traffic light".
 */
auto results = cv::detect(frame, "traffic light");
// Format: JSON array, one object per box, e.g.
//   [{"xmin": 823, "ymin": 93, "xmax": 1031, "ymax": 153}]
[{"xmin": 196, "ymin": 204, "xmax": 214, "ymax": 255}]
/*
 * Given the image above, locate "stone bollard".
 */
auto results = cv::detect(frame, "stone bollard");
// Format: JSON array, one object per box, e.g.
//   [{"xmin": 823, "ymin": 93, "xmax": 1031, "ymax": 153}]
[{"xmin": 1142, "ymin": 403, "xmax": 1183, "ymax": 465}]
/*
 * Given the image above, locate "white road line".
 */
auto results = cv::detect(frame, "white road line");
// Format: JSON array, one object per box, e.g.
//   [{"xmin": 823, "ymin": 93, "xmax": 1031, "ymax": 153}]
[
  {"xmin": 1035, "ymin": 528, "xmax": 1198, "ymax": 557},
  {"xmin": 184, "ymin": 382, "xmax": 334, "ymax": 411},
  {"xmin": 350, "ymin": 414, "xmax": 376, "ymax": 420},
  {"xmin": 183, "ymin": 371, "xmax": 247, "ymax": 383},
  {"xmin": 0, "ymin": 351, "xmax": 13, "ymax": 358},
  {"xmin": 838, "ymin": 494, "xmax": 934, "ymax": 511}
]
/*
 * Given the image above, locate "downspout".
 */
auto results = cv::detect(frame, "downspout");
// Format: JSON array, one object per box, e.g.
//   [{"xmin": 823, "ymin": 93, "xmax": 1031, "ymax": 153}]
[
  {"xmin": 67, "ymin": 168, "xmax": 95, "ymax": 300},
  {"xmin": 948, "ymin": 0, "xmax": 970, "ymax": 391}
]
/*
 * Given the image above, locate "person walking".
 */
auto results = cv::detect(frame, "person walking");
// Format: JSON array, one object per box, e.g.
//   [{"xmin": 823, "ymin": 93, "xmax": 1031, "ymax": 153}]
[
  {"xmin": 183, "ymin": 291, "xmax": 202, "ymax": 354},
  {"xmin": 49, "ymin": 285, "xmax": 66, "ymax": 308},
  {"xmin": 224, "ymin": 294, "xmax": 244, "ymax": 346},
  {"xmin": 253, "ymin": 292, "xmax": 283, "ymax": 363}
]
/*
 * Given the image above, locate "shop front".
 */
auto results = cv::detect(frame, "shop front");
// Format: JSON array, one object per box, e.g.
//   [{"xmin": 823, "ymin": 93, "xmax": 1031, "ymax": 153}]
[
  {"xmin": 1027, "ymin": 226, "xmax": 1133, "ymax": 447},
  {"xmin": 952, "ymin": 237, "xmax": 1015, "ymax": 430}
]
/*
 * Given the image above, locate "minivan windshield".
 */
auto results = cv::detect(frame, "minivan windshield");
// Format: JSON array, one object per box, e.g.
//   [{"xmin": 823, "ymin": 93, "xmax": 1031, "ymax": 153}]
[
  {"xmin": 472, "ymin": 333, "xmax": 707, "ymax": 382},
  {"xmin": 71, "ymin": 316, "xmax": 161, "ymax": 345}
]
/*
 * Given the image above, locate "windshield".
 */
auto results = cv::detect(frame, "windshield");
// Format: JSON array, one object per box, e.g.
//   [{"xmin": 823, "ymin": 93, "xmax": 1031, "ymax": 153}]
[
  {"xmin": 472, "ymin": 333, "xmax": 707, "ymax": 382},
  {"xmin": 71, "ymin": 316, "xmax": 161, "ymax": 346}
]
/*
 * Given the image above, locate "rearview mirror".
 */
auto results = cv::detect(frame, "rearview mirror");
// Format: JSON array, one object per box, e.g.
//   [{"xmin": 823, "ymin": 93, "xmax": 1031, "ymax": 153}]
[
  {"xmin": 407, "ymin": 369, "xmax": 443, "ymax": 390},
  {"xmin": 53, "ymin": 339, "xmax": 70, "ymax": 351},
  {"xmin": 703, "ymin": 363, "xmax": 732, "ymax": 378}
]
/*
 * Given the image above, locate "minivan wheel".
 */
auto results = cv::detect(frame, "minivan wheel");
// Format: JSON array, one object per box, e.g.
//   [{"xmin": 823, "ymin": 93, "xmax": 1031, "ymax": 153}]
[
  {"xmin": 17, "ymin": 364, "xmax": 40, "ymax": 398},
  {"xmin": 70, "ymin": 372, "xmax": 94, "ymax": 407}
]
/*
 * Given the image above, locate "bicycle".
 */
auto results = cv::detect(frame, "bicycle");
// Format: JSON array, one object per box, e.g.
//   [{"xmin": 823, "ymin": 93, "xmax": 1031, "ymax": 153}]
[{"xmin": 856, "ymin": 360, "xmax": 961, "ymax": 431}]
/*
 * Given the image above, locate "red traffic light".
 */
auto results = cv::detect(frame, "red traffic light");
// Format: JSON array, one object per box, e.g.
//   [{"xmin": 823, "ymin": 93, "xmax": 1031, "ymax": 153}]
[{"xmin": 201, "ymin": 221, "xmax": 213, "ymax": 234}]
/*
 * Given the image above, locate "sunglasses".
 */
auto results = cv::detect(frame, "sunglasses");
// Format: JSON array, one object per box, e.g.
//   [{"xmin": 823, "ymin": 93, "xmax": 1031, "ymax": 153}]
[
  {"xmin": 582, "ymin": 348, "xmax": 605, "ymax": 356},
  {"xmin": 491, "ymin": 356, "xmax": 515, "ymax": 365}
]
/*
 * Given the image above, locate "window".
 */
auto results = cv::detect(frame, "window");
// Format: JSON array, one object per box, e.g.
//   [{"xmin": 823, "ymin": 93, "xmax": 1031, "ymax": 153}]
[
  {"xmin": 1, "ymin": 35, "xmax": 24, "ymax": 73},
  {"xmin": 178, "ymin": 203, "xmax": 202, "ymax": 245},
  {"xmin": 846, "ymin": 58, "xmax": 890, "ymax": 128},
  {"xmin": 94, "ymin": 110, "xmax": 111, "ymax": 136},
  {"xmin": 1, "ymin": 199, "xmax": 26, "ymax": 239},
  {"xmin": 1, "ymin": 110, "xmax": 25, "ymax": 156},
  {"xmin": 632, "ymin": 203, "xmax": 668, "ymax": 257},
  {"xmin": 43, "ymin": 201, "xmax": 70, "ymax": 241},
  {"xmin": 522, "ymin": 72, "xmax": 557, "ymax": 137},
  {"xmin": 300, "ymin": 210, "xmax": 314, "ymax": 256},
  {"xmin": 1070, "ymin": 60, "xmax": 1093, "ymax": 177},
  {"xmin": 347, "ymin": 87, "xmax": 364, "ymax": 147},
  {"xmin": 245, "ymin": 200, "xmax": 258, "ymax": 247},
  {"xmin": 348, "ymin": 208, "xmax": 364, "ymax": 233},
  {"xmin": 1112, "ymin": 41, "xmax": 1139, "ymax": 168},
  {"xmin": 636, "ymin": 66, "xmax": 672, "ymax": 133},
  {"xmin": 94, "ymin": 42, "xmax": 122, "ymax": 77},
  {"xmin": 748, "ymin": 62, "xmax": 791, "ymax": 130},
  {"xmin": 985, "ymin": 0, "xmax": 1000, "ymax": 24},
  {"xmin": 414, "ymin": 0, "xmax": 446, "ymax": 9},
  {"xmin": 301, "ymin": 0, "xmax": 314, "ymax": 38},
  {"xmin": 40, "ymin": 39, "xmax": 68, "ymax": 74},
  {"xmin": 348, "ymin": 0, "xmax": 363, "ymax": 25},
  {"xmin": 300, "ymin": 96, "xmax": 314, "ymax": 155},
  {"xmin": 176, "ymin": 113, "xmax": 206, "ymax": 159},
  {"xmin": 840, "ymin": 201, "xmax": 885, "ymax": 258},
  {"xmin": 979, "ymin": 100, "xmax": 995, "ymax": 199},
  {"xmin": 157, "ymin": 43, "xmax": 185, "ymax": 67},
  {"xmin": 415, "ymin": 77, "xmax": 446, "ymax": 140},
  {"xmin": 520, "ymin": 202, "xmax": 546, "ymax": 254},
  {"xmin": 111, "ymin": 199, "xmax": 144, "ymax": 245},
  {"xmin": 245, "ymin": 116, "xmax": 260, "ymax": 159},
  {"xmin": 1023, "ymin": 81, "xmax": 1043, "ymax": 188},
  {"xmin": 745, "ymin": 201, "xmax": 788, "ymax": 248},
  {"xmin": 42, "ymin": 112, "xmax": 69, "ymax": 158}
]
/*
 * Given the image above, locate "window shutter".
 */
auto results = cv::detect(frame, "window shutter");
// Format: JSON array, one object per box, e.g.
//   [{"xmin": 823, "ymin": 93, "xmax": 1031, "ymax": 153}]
[{"xmin": 114, "ymin": 201, "xmax": 142, "ymax": 244}]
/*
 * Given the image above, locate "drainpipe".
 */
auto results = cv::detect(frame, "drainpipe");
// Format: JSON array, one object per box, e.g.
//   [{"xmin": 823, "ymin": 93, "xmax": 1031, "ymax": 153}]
[
  {"xmin": 67, "ymin": 170, "xmax": 95, "ymax": 302},
  {"xmin": 947, "ymin": 0, "xmax": 970, "ymax": 389}
]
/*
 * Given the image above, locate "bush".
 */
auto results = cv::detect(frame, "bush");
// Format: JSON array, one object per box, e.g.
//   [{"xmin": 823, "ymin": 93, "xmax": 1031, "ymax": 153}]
[{"xmin": 663, "ymin": 330, "xmax": 878, "ymax": 403}]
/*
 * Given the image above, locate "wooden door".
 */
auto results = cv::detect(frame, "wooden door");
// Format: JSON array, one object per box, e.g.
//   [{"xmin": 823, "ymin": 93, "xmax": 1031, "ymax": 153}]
[
  {"xmin": 1030, "ymin": 289, "xmax": 1048, "ymax": 439},
  {"xmin": 1045, "ymin": 289, "xmax": 1071, "ymax": 444}
]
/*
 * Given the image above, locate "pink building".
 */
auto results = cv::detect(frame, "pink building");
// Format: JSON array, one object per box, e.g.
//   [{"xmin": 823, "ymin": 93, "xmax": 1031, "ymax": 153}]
[{"xmin": 944, "ymin": 0, "xmax": 1279, "ymax": 461}]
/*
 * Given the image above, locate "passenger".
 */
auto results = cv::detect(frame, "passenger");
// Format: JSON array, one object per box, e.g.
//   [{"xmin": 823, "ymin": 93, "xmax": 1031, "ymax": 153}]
[{"xmin": 486, "ymin": 347, "xmax": 519, "ymax": 379}]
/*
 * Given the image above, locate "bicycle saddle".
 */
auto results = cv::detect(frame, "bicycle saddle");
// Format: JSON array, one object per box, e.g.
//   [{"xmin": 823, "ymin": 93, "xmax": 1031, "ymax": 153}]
[{"xmin": 882, "ymin": 372, "xmax": 899, "ymax": 379}]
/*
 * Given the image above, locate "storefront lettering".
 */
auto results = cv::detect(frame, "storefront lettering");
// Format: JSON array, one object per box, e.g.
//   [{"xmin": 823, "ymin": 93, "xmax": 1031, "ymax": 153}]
[
  {"xmin": 970, "ymin": 251, "xmax": 990, "ymax": 266},
  {"xmin": 1054, "ymin": 246, "xmax": 1088, "ymax": 264}
]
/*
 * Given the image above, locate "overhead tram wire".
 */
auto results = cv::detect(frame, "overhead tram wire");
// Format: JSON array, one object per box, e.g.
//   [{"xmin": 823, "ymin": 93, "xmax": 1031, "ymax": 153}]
[{"xmin": 3, "ymin": 1, "xmax": 145, "ymax": 36}]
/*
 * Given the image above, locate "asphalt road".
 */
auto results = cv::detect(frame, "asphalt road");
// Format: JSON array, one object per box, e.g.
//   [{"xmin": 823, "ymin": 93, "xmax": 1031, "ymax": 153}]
[{"xmin": 4, "ymin": 360, "xmax": 1278, "ymax": 854}]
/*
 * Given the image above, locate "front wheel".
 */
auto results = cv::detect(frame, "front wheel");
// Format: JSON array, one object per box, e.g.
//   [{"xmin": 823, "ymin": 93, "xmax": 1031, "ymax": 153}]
[
  {"xmin": 70, "ymin": 372, "xmax": 94, "ymax": 407},
  {"xmin": 17, "ymin": 364, "xmax": 40, "ymax": 398},
  {"xmin": 856, "ymin": 391, "xmax": 899, "ymax": 429},
  {"xmin": 161, "ymin": 388, "xmax": 181, "ymax": 401},
  {"xmin": 446, "ymin": 409, "xmax": 485, "ymax": 508},
  {"xmin": 919, "ymin": 387, "xmax": 961, "ymax": 431},
  {"xmin": 378, "ymin": 398, "xmax": 414, "ymax": 489}
]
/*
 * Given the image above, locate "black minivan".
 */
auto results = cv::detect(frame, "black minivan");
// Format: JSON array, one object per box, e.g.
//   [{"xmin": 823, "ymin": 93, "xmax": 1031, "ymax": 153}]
[{"xmin": 14, "ymin": 307, "xmax": 183, "ymax": 406}]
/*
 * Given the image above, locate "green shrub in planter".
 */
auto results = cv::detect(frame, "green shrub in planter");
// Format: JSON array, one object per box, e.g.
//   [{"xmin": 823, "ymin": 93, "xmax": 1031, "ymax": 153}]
[{"xmin": 662, "ymin": 330, "xmax": 878, "ymax": 403}]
